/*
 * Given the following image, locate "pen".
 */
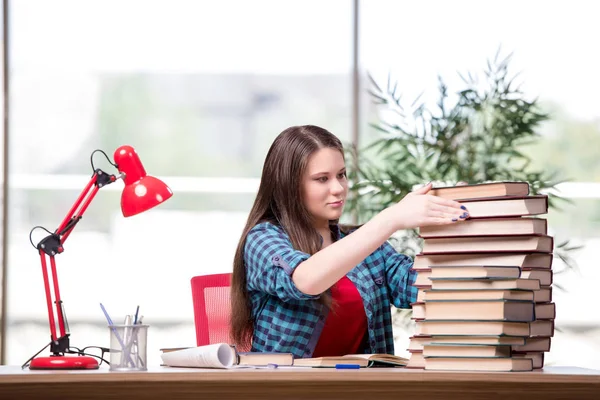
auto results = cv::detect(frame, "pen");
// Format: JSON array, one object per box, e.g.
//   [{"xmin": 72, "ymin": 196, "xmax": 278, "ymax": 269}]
[
  {"xmin": 335, "ymin": 364, "xmax": 361, "ymax": 369},
  {"xmin": 99, "ymin": 303, "xmax": 115, "ymax": 325},
  {"xmin": 131, "ymin": 314, "xmax": 145, "ymax": 367},
  {"xmin": 133, "ymin": 305, "xmax": 140, "ymax": 324},
  {"xmin": 99, "ymin": 303, "xmax": 135, "ymax": 367},
  {"xmin": 123, "ymin": 315, "xmax": 132, "ymax": 358}
]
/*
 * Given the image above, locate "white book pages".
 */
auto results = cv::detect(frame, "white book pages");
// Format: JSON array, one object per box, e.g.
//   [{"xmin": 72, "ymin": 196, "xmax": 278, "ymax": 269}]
[{"xmin": 160, "ymin": 343, "xmax": 236, "ymax": 369}]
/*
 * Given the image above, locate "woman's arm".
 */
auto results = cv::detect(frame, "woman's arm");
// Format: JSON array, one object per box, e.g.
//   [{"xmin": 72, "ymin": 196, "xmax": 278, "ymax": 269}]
[
  {"xmin": 292, "ymin": 183, "xmax": 467, "ymax": 295},
  {"xmin": 245, "ymin": 224, "xmax": 318, "ymax": 302},
  {"xmin": 381, "ymin": 242, "xmax": 418, "ymax": 308}
]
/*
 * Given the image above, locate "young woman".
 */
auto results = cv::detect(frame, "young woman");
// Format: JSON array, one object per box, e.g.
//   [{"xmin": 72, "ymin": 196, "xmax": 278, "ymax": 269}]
[{"xmin": 230, "ymin": 125, "xmax": 468, "ymax": 358}]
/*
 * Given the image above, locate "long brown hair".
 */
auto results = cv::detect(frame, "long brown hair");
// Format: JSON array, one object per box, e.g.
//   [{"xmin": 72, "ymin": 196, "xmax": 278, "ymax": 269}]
[{"xmin": 230, "ymin": 125, "xmax": 344, "ymax": 349}]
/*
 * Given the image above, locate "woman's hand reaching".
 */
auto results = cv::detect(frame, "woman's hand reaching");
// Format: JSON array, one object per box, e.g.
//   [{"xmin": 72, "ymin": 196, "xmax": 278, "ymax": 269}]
[{"xmin": 384, "ymin": 182, "xmax": 469, "ymax": 230}]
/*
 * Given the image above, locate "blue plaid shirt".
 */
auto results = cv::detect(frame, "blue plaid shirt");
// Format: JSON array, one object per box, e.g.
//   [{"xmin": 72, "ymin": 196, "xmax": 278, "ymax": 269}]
[{"xmin": 244, "ymin": 222, "xmax": 418, "ymax": 358}]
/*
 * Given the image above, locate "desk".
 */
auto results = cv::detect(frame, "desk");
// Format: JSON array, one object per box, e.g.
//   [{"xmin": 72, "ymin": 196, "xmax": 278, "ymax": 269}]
[{"xmin": 1, "ymin": 365, "xmax": 599, "ymax": 400}]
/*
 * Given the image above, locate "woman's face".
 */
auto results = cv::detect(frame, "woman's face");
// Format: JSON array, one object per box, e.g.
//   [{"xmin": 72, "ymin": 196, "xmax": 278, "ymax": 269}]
[{"xmin": 302, "ymin": 147, "xmax": 348, "ymax": 227}]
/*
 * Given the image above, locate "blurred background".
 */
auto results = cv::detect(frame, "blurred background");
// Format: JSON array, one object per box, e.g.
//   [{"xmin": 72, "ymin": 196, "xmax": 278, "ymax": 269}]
[{"xmin": 0, "ymin": 0, "xmax": 598, "ymax": 368}]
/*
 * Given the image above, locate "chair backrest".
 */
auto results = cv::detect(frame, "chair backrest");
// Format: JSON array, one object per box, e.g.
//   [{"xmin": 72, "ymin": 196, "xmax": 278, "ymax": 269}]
[{"xmin": 190, "ymin": 273, "xmax": 233, "ymax": 347}]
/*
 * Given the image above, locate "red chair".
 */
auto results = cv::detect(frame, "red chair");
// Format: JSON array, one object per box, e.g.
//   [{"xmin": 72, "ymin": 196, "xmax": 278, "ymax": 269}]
[{"xmin": 190, "ymin": 273, "xmax": 233, "ymax": 347}]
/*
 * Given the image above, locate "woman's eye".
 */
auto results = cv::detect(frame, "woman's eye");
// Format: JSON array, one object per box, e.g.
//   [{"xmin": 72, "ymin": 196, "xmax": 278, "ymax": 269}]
[
  {"xmin": 337, "ymin": 172, "xmax": 347, "ymax": 179},
  {"xmin": 317, "ymin": 177, "xmax": 328, "ymax": 182}
]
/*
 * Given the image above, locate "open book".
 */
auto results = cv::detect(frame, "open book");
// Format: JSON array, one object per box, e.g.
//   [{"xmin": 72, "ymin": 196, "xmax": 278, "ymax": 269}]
[
  {"xmin": 160, "ymin": 343, "xmax": 294, "ymax": 369},
  {"xmin": 293, "ymin": 354, "xmax": 409, "ymax": 368},
  {"xmin": 160, "ymin": 345, "xmax": 407, "ymax": 369}
]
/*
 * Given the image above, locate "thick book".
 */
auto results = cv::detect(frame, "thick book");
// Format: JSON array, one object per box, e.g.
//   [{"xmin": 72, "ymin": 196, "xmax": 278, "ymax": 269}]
[
  {"xmin": 293, "ymin": 353, "xmax": 408, "ymax": 368},
  {"xmin": 160, "ymin": 343, "xmax": 294, "ymax": 368},
  {"xmin": 425, "ymin": 356, "xmax": 533, "ymax": 372},
  {"xmin": 535, "ymin": 302, "xmax": 556, "ymax": 320},
  {"xmin": 413, "ymin": 253, "xmax": 553, "ymax": 270},
  {"xmin": 414, "ymin": 320, "xmax": 554, "ymax": 337},
  {"xmin": 406, "ymin": 351, "xmax": 425, "ymax": 369},
  {"xmin": 429, "ymin": 265, "xmax": 521, "ymax": 279},
  {"xmin": 422, "ymin": 289, "xmax": 535, "ymax": 302},
  {"xmin": 521, "ymin": 268, "xmax": 553, "ymax": 286},
  {"xmin": 512, "ymin": 337, "xmax": 552, "ymax": 352},
  {"xmin": 459, "ymin": 195, "xmax": 548, "ymax": 218},
  {"xmin": 419, "ymin": 217, "xmax": 547, "ymax": 238},
  {"xmin": 513, "ymin": 351, "xmax": 544, "ymax": 369},
  {"xmin": 418, "ymin": 287, "xmax": 537, "ymax": 302},
  {"xmin": 421, "ymin": 300, "xmax": 536, "ymax": 322},
  {"xmin": 238, "ymin": 352, "xmax": 296, "ymax": 366},
  {"xmin": 414, "ymin": 269, "xmax": 432, "ymax": 287},
  {"xmin": 411, "ymin": 302, "xmax": 426, "ymax": 319},
  {"xmin": 408, "ymin": 335, "xmax": 526, "ymax": 351},
  {"xmin": 528, "ymin": 320, "xmax": 555, "ymax": 337},
  {"xmin": 534, "ymin": 286, "xmax": 553, "ymax": 303},
  {"xmin": 429, "ymin": 277, "xmax": 541, "ymax": 291},
  {"xmin": 429, "ymin": 181, "xmax": 530, "ymax": 201},
  {"xmin": 421, "ymin": 235, "xmax": 554, "ymax": 254},
  {"xmin": 423, "ymin": 344, "xmax": 512, "ymax": 358}
]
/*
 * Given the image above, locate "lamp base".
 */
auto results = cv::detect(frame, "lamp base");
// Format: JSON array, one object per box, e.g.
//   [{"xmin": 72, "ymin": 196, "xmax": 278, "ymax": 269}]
[{"xmin": 29, "ymin": 355, "xmax": 99, "ymax": 370}]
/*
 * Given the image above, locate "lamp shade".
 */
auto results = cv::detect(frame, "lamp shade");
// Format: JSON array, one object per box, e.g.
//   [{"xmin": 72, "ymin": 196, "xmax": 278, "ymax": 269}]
[{"xmin": 114, "ymin": 145, "xmax": 173, "ymax": 217}]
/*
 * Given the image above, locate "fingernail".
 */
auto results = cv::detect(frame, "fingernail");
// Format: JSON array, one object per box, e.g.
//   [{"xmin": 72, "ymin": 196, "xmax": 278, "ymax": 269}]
[
  {"xmin": 452, "ymin": 218, "xmax": 458, "ymax": 222},
  {"xmin": 460, "ymin": 212, "xmax": 468, "ymax": 218},
  {"xmin": 460, "ymin": 205, "xmax": 467, "ymax": 210}
]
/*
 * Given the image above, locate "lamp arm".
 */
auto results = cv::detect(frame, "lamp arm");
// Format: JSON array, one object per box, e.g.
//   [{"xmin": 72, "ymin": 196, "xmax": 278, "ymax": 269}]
[
  {"xmin": 56, "ymin": 169, "xmax": 118, "ymax": 247},
  {"xmin": 32, "ymin": 169, "xmax": 119, "ymax": 356}
]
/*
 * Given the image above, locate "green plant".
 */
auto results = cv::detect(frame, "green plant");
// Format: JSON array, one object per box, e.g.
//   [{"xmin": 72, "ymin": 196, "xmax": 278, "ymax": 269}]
[{"xmin": 345, "ymin": 50, "xmax": 580, "ymax": 273}]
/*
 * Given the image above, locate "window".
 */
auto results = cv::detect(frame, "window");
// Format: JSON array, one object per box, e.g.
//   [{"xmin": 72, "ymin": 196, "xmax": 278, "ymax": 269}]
[
  {"xmin": 361, "ymin": 0, "xmax": 600, "ymax": 368},
  {"xmin": 6, "ymin": 0, "xmax": 352, "ymax": 366}
]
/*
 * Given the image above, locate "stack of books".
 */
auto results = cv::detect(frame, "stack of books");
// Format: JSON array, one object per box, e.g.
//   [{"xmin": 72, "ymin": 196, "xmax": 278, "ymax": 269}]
[{"xmin": 405, "ymin": 182, "xmax": 555, "ymax": 372}]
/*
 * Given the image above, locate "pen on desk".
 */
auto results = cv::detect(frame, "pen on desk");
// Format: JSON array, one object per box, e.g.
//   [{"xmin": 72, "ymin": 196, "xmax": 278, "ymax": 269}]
[{"xmin": 335, "ymin": 364, "xmax": 361, "ymax": 370}]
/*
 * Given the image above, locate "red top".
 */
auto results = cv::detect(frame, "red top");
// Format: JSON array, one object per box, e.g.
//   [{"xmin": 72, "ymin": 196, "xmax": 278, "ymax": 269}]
[{"xmin": 312, "ymin": 276, "xmax": 368, "ymax": 357}]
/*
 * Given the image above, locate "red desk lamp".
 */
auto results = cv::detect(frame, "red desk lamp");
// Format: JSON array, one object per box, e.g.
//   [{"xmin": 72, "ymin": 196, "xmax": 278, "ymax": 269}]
[{"xmin": 25, "ymin": 145, "xmax": 172, "ymax": 370}]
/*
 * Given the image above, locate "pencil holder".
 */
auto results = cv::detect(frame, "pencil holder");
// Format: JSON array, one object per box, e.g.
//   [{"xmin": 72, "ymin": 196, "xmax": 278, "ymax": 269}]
[{"xmin": 108, "ymin": 324, "xmax": 149, "ymax": 371}]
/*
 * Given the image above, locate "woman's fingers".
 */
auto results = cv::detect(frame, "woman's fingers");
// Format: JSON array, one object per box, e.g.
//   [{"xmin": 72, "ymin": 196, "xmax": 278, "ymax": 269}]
[
  {"xmin": 412, "ymin": 182, "xmax": 433, "ymax": 195},
  {"xmin": 430, "ymin": 203, "xmax": 469, "ymax": 220},
  {"xmin": 422, "ymin": 216, "xmax": 463, "ymax": 226},
  {"xmin": 392, "ymin": 190, "xmax": 471, "ymax": 230},
  {"xmin": 425, "ymin": 209, "xmax": 468, "ymax": 223},
  {"xmin": 428, "ymin": 217, "xmax": 459, "ymax": 225},
  {"xmin": 430, "ymin": 195, "xmax": 468, "ymax": 213}
]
